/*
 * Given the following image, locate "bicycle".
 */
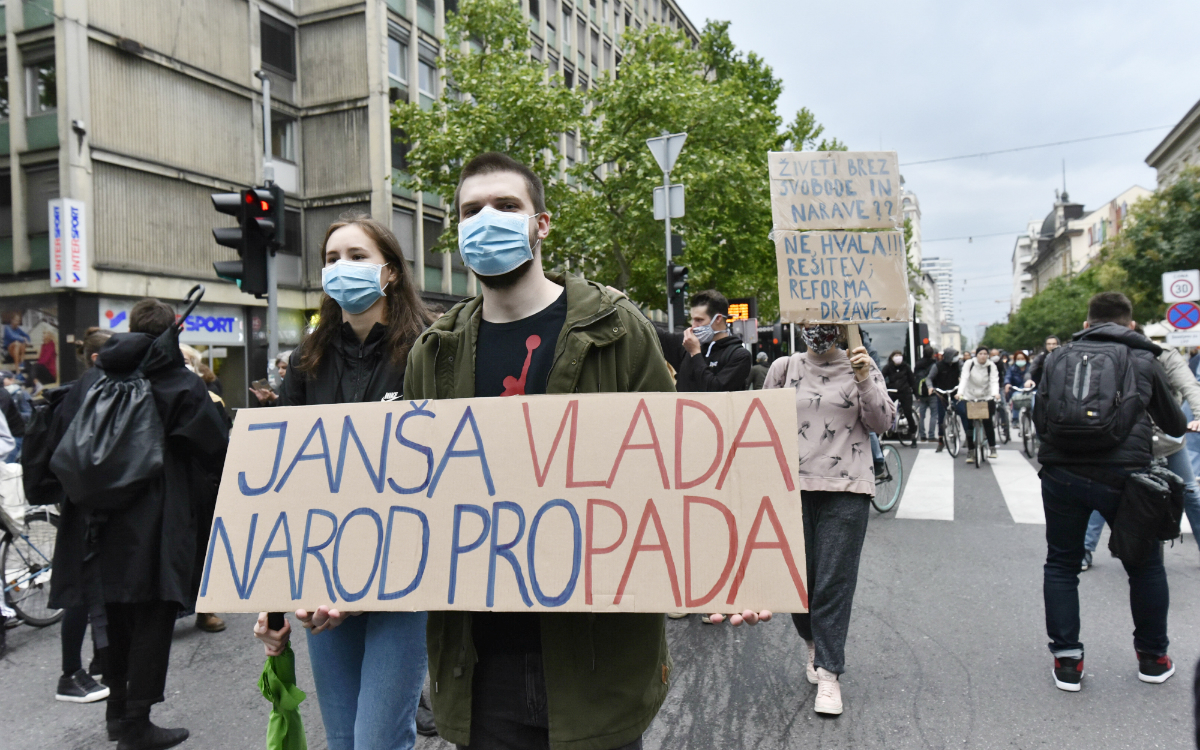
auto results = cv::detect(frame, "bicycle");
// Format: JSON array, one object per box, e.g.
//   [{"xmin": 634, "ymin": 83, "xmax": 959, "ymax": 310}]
[
  {"xmin": 993, "ymin": 397, "xmax": 1011, "ymax": 445},
  {"xmin": 872, "ymin": 443, "xmax": 903, "ymax": 512},
  {"xmin": 933, "ymin": 387, "xmax": 962, "ymax": 457},
  {"xmin": 2, "ymin": 505, "xmax": 62, "ymax": 627},
  {"xmin": 1012, "ymin": 386, "xmax": 1039, "ymax": 459},
  {"xmin": 885, "ymin": 389, "xmax": 919, "ymax": 447},
  {"xmin": 961, "ymin": 399, "xmax": 993, "ymax": 469}
]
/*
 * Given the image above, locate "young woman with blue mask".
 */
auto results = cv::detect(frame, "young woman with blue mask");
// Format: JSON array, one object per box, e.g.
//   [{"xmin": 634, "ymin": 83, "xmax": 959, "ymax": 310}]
[{"xmin": 254, "ymin": 213, "xmax": 435, "ymax": 750}]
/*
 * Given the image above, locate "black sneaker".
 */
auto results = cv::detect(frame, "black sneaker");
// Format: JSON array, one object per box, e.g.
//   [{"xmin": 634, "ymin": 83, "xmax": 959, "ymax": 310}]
[
  {"xmin": 116, "ymin": 720, "xmax": 189, "ymax": 750},
  {"xmin": 55, "ymin": 669, "xmax": 111, "ymax": 703},
  {"xmin": 1052, "ymin": 655, "xmax": 1083, "ymax": 692},
  {"xmin": 89, "ymin": 647, "xmax": 108, "ymax": 679},
  {"xmin": 1136, "ymin": 651, "xmax": 1175, "ymax": 683},
  {"xmin": 873, "ymin": 461, "xmax": 887, "ymax": 481}
]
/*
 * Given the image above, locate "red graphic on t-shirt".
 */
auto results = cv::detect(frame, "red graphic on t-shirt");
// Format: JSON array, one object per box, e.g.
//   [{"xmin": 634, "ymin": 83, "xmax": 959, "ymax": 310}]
[{"xmin": 501, "ymin": 335, "xmax": 542, "ymax": 396}]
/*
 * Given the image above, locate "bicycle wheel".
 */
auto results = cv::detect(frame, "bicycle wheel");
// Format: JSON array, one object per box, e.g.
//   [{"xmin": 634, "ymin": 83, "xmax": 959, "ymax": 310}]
[
  {"xmin": 995, "ymin": 408, "xmax": 1011, "ymax": 444},
  {"xmin": 1021, "ymin": 409, "xmax": 1035, "ymax": 459},
  {"xmin": 2, "ymin": 509, "xmax": 62, "ymax": 627},
  {"xmin": 873, "ymin": 444, "xmax": 903, "ymax": 512},
  {"xmin": 944, "ymin": 413, "xmax": 962, "ymax": 457},
  {"xmin": 973, "ymin": 422, "xmax": 984, "ymax": 468}
]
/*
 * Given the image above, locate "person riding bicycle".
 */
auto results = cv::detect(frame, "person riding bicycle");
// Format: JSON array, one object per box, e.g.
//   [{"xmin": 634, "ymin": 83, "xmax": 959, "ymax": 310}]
[
  {"xmin": 881, "ymin": 350, "xmax": 917, "ymax": 440},
  {"xmin": 957, "ymin": 346, "xmax": 1000, "ymax": 462},
  {"xmin": 927, "ymin": 347, "xmax": 961, "ymax": 453},
  {"xmin": 1005, "ymin": 351, "xmax": 1030, "ymax": 425}
]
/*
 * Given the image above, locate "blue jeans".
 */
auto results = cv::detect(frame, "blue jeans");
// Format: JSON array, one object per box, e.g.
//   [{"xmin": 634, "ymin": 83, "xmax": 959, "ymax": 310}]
[
  {"xmin": 1041, "ymin": 465, "xmax": 1169, "ymax": 658},
  {"xmin": 869, "ymin": 432, "xmax": 883, "ymax": 463},
  {"xmin": 4, "ymin": 436, "xmax": 21, "ymax": 463},
  {"xmin": 306, "ymin": 611, "xmax": 428, "ymax": 750},
  {"xmin": 916, "ymin": 394, "xmax": 940, "ymax": 438}
]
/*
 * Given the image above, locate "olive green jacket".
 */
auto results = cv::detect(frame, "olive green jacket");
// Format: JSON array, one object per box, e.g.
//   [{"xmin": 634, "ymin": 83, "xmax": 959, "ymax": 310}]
[{"xmin": 403, "ymin": 273, "xmax": 677, "ymax": 750}]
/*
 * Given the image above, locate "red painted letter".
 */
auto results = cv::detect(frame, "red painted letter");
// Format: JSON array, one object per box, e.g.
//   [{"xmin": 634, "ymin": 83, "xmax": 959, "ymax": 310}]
[
  {"xmin": 726, "ymin": 496, "xmax": 807, "ymax": 608},
  {"xmin": 606, "ymin": 399, "xmax": 670, "ymax": 489},
  {"xmin": 613, "ymin": 500, "xmax": 682, "ymax": 607},
  {"xmin": 585, "ymin": 499, "xmax": 627, "ymax": 605},
  {"xmin": 523, "ymin": 400, "xmax": 576, "ymax": 487},
  {"xmin": 674, "ymin": 399, "xmax": 724, "ymax": 490},
  {"xmin": 715, "ymin": 398, "xmax": 795, "ymax": 492},
  {"xmin": 683, "ymin": 496, "xmax": 737, "ymax": 607},
  {"xmin": 567, "ymin": 400, "xmax": 607, "ymax": 488}
]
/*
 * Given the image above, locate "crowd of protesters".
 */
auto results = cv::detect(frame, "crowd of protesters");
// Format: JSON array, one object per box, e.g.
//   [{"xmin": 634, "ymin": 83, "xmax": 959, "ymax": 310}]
[{"xmin": 6, "ymin": 151, "xmax": 1199, "ymax": 750}]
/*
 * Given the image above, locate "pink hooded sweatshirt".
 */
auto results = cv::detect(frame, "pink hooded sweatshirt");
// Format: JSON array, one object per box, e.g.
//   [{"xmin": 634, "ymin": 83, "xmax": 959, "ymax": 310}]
[{"xmin": 764, "ymin": 347, "xmax": 896, "ymax": 496}]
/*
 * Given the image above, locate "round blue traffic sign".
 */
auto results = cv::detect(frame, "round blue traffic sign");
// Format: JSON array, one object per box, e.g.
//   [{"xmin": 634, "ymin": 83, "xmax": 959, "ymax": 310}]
[{"xmin": 1167, "ymin": 301, "xmax": 1200, "ymax": 330}]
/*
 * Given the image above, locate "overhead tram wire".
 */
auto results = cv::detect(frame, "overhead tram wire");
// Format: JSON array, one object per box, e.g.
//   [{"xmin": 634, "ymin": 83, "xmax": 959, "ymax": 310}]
[{"xmin": 900, "ymin": 125, "xmax": 1171, "ymax": 167}]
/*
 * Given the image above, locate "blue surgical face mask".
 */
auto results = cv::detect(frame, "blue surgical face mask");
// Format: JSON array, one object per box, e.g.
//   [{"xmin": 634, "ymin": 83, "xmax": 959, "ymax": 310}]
[
  {"xmin": 322, "ymin": 259, "xmax": 388, "ymax": 314},
  {"xmin": 458, "ymin": 205, "xmax": 540, "ymax": 277}
]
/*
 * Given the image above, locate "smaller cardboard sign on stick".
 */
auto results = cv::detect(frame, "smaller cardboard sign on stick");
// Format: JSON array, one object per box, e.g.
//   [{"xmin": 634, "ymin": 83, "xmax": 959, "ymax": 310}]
[
  {"xmin": 769, "ymin": 151, "xmax": 901, "ymax": 230},
  {"xmin": 774, "ymin": 230, "xmax": 908, "ymax": 324}
]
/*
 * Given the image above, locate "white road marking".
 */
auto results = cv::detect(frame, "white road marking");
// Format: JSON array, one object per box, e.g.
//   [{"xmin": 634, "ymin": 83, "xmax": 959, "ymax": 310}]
[
  {"xmin": 988, "ymin": 449, "xmax": 1045, "ymax": 524},
  {"xmin": 896, "ymin": 446, "xmax": 955, "ymax": 521}
]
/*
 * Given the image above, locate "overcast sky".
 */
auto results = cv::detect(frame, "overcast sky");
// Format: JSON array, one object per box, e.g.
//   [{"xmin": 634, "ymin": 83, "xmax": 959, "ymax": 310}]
[{"xmin": 678, "ymin": 0, "xmax": 1200, "ymax": 335}]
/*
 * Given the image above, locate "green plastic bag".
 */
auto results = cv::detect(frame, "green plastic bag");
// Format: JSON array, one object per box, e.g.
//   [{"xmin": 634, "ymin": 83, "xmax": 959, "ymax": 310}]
[{"xmin": 259, "ymin": 643, "xmax": 308, "ymax": 750}]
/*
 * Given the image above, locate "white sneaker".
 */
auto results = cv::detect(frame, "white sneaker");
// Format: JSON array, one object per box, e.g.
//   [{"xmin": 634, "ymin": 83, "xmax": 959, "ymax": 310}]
[
  {"xmin": 814, "ymin": 668, "xmax": 842, "ymax": 715},
  {"xmin": 805, "ymin": 640, "xmax": 818, "ymax": 684},
  {"xmin": 666, "ymin": 613, "xmax": 688, "ymax": 619}
]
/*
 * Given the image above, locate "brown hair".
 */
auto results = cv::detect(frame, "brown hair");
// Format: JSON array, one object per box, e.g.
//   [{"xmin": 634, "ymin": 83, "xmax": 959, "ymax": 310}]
[
  {"xmin": 129, "ymin": 299, "xmax": 176, "ymax": 336},
  {"xmin": 690, "ymin": 289, "xmax": 729, "ymax": 318},
  {"xmin": 76, "ymin": 327, "xmax": 113, "ymax": 369},
  {"xmin": 296, "ymin": 212, "xmax": 434, "ymax": 375},
  {"xmin": 453, "ymin": 152, "xmax": 546, "ymax": 217}
]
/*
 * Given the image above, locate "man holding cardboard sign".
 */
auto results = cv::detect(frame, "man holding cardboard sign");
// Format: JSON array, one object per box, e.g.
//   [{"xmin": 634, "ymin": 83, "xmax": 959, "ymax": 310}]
[{"xmin": 209, "ymin": 154, "xmax": 790, "ymax": 750}]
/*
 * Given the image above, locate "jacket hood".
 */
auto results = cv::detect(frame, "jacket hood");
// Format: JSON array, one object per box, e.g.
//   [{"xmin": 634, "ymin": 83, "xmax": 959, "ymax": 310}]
[
  {"xmin": 942, "ymin": 348, "xmax": 959, "ymax": 361},
  {"xmin": 1073, "ymin": 322, "xmax": 1162, "ymax": 356},
  {"xmin": 95, "ymin": 330, "xmax": 186, "ymax": 375}
]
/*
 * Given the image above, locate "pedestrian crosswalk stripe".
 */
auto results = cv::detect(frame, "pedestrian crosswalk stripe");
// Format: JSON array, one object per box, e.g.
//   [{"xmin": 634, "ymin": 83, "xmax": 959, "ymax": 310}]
[
  {"xmin": 895, "ymin": 446, "xmax": 954, "ymax": 521},
  {"xmin": 988, "ymin": 448, "xmax": 1045, "ymax": 524}
]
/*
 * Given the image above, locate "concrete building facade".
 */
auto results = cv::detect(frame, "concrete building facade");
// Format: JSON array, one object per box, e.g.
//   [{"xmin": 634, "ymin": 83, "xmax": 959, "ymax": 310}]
[
  {"xmin": 1147, "ymin": 97, "xmax": 1200, "ymax": 188},
  {"xmin": 1010, "ymin": 218, "xmax": 1038, "ymax": 313},
  {"xmin": 1025, "ymin": 185, "xmax": 1150, "ymax": 296},
  {"xmin": 0, "ymin": 0, "xmax": 698, "ymax": 403}
]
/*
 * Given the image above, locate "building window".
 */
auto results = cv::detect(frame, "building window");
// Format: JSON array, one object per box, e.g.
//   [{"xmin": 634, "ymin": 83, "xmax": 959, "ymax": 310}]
[
  {"xmin": 392, "ymin": 128, "xmax": 410, "ymax": 172},
  {"xmin": 25, "ymin": 60, "xmax": 56, "ymax": 114},
  {"xmin": 260, "ymin": 15, "xmax": 296, "ymax": 78},
  {"xmin": 389, "ymin": 33, "xmax": 409, "ymax": 86},
  {"xmin": 563, "ymin": 65, "xmax": 574, "ymax": 89},
  {"xmin": 530, "ymin": 0, "xmax": 540, "ymax": 21},
  {"xmin": 0, "ymin": 63, "xmax": 9, "ymax": 120},
  {"xmin": 547, "ymin": 21, "xmax": 556, "ymax": 48},
  {"xmin": 419, "ymin": 59, "xmax": 437, "ymax": 98},
  {"xmin": 562, "ymin": 4, "xmax": 571, "ymax": 46},
  {"xmin": 271, "ymin": 116, "xmax": 296, "ymax": 163}
]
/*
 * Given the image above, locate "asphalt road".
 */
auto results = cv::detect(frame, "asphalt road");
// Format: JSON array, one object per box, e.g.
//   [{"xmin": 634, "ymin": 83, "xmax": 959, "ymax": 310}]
[{"xmin": 3, "ymin": 444, "xmax": 1197, "ymax": 749}]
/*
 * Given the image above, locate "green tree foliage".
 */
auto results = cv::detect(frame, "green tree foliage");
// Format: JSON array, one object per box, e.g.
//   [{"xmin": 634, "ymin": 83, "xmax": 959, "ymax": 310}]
[
  {"xmin": 981, "ymin": 270, "xmax": 1100, "ymax": 351},
  {"xmin": 1102, "ymin": 166, "xmax": 1200, "ymax": 324},
  {"xmin": 394, "ymin": 4, "xmax": 843, "ymax": 319},
  {"xmin": 983, "ymin": 166, "xmax": 1200, "ymax": 351},
  {"xmin": 391, "ymin": 0, "xmax": 583, "ymax": 237}
]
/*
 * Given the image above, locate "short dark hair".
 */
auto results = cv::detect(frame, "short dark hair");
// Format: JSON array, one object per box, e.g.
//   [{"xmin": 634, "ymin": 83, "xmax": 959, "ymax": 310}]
[
  {"xmin": 1045, "ymin": 335, "xmax": 1060, "ymax": 344},
  {"xmin": 129, "ymin": 299, "xmax": 176, "ymax": 337},
  {"xmin": 454, "ymin": 152, "xmax": 546, "ymax": 217},
  {"xmin": 1087, "ymin": 291, "xmax": 1133, "ymax": 326},
  {"xmin": 976, "ymin": 346, "xmax": 990, "ymax": 356},
  {"xmin": 690, "ymin": 289, "xmax": 729, "ymax": 319}
]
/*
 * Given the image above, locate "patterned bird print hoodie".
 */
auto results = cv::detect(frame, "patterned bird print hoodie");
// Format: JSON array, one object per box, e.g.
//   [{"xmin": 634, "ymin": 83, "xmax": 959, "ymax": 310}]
[{"xmin": 763, "ymin": 346, "xmax": 896, "ymax": 496}]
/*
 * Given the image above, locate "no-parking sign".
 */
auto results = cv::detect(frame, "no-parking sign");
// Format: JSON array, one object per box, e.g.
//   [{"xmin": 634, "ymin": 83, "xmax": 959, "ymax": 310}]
[
  {"xmin": 1166, "ymin": 302, "xmax": 1200, "ymax": 330},
  {"xmin": 1162, "ymin": 270, "xmax": 1200, "ymax": 303}
]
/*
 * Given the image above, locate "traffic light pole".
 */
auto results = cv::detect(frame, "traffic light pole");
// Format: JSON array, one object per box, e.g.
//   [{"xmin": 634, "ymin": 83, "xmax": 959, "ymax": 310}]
[{"xmin": 256, "ymin": 71, "xmax": 281, "ymax": 387}]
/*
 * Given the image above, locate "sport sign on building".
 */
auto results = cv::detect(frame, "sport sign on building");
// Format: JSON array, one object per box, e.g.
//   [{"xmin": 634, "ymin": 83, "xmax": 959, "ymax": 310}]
[
  {"xmin": 99, "ymin": 298, "xmax": 245, "ymax": 346},
  {"xmin": 197, "ymin": 391, "xmax": 809, "ymax": 614},
  {"xmin": 49, "ymin": 198, "xmax": 88, "ymax": 288},
  {"xmin": 767, "ymin": 151, "xmax": 909, "ymax": 325}
]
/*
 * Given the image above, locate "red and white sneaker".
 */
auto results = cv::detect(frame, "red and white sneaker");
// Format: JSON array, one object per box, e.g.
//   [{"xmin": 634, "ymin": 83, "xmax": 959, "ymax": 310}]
[
  {"xmin": 1136, "ymin": 651, "xmax": 1174, "ymax": 684},
  {"xmin": 1052, "ymin": 656, "xmax": 1083, "ymax": 692}
]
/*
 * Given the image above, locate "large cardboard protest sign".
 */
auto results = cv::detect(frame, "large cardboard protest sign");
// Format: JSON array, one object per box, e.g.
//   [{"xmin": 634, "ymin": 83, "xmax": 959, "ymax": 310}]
[
  {"xmin": 198, "ymin": 390, "xmax": 807, "ymax": 614},
  {"xmin": 774, "ymin": 230, "xmax": 908, "ymax": 324},
  {"xmin": 769, "ymin": 151, "xmax": 901, "ymax": 230}
]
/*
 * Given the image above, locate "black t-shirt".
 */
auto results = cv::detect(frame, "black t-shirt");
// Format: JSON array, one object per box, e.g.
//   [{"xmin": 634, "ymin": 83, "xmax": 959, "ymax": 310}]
[{"xmin": 472, "ymin": 289, "xmax": 567, "ymax": 656}]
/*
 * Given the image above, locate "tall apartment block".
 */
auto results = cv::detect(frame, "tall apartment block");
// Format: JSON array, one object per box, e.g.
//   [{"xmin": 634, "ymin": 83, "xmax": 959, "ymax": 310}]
[{"xmin": 0, "ymin": 0, "xmax": 698, "ymax": 405}]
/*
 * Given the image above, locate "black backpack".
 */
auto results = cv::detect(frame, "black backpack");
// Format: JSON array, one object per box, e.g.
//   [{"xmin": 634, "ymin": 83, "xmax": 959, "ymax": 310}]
[
  {"xmin": 49, "ymin": 348, "xmax": 166, "ymax": 511},
  {"xmin": 20, "ymin": 384, "xmax": 72, "ymax": 505},
  {"xmin": 1034, "ymin": 339, "xmax": 1142, "ymax": 453}
]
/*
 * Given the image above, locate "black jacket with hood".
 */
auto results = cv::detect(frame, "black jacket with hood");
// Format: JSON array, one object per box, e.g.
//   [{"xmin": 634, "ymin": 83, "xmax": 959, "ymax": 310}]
[
  {"xmin": 1037, "ymin": 323, "xmax": 1186, "ymax": 468},
  {"xmin": 675, "ymin": 334, "xmax": 752, "ymax": 392},
  {"xmin": 928, "ymin": 349, "xmax": 961, "ymax": 393},
  {"xmin": 280, "ymin": 322, "xmax": 406, "ymax": 406},
  {"xmin": 48, "ymin": 331, "xmax": 228, "ymax": 609}
]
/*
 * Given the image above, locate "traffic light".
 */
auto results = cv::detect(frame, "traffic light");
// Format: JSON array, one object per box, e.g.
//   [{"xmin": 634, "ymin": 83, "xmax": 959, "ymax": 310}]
[
  {"xmin": 668, "ymin": 262, "xmax": 688, "ymax": 331},
  {"xmin": 211, "ymin": 184, "xmax": 285, "ymax": 298},
  {"xmin": 670, "ymin": 233, "xmax": 684, "ymax": 258},
  {"xmin": 772, "ymin": 322, "xmax": 782, "ymax": 345}
]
